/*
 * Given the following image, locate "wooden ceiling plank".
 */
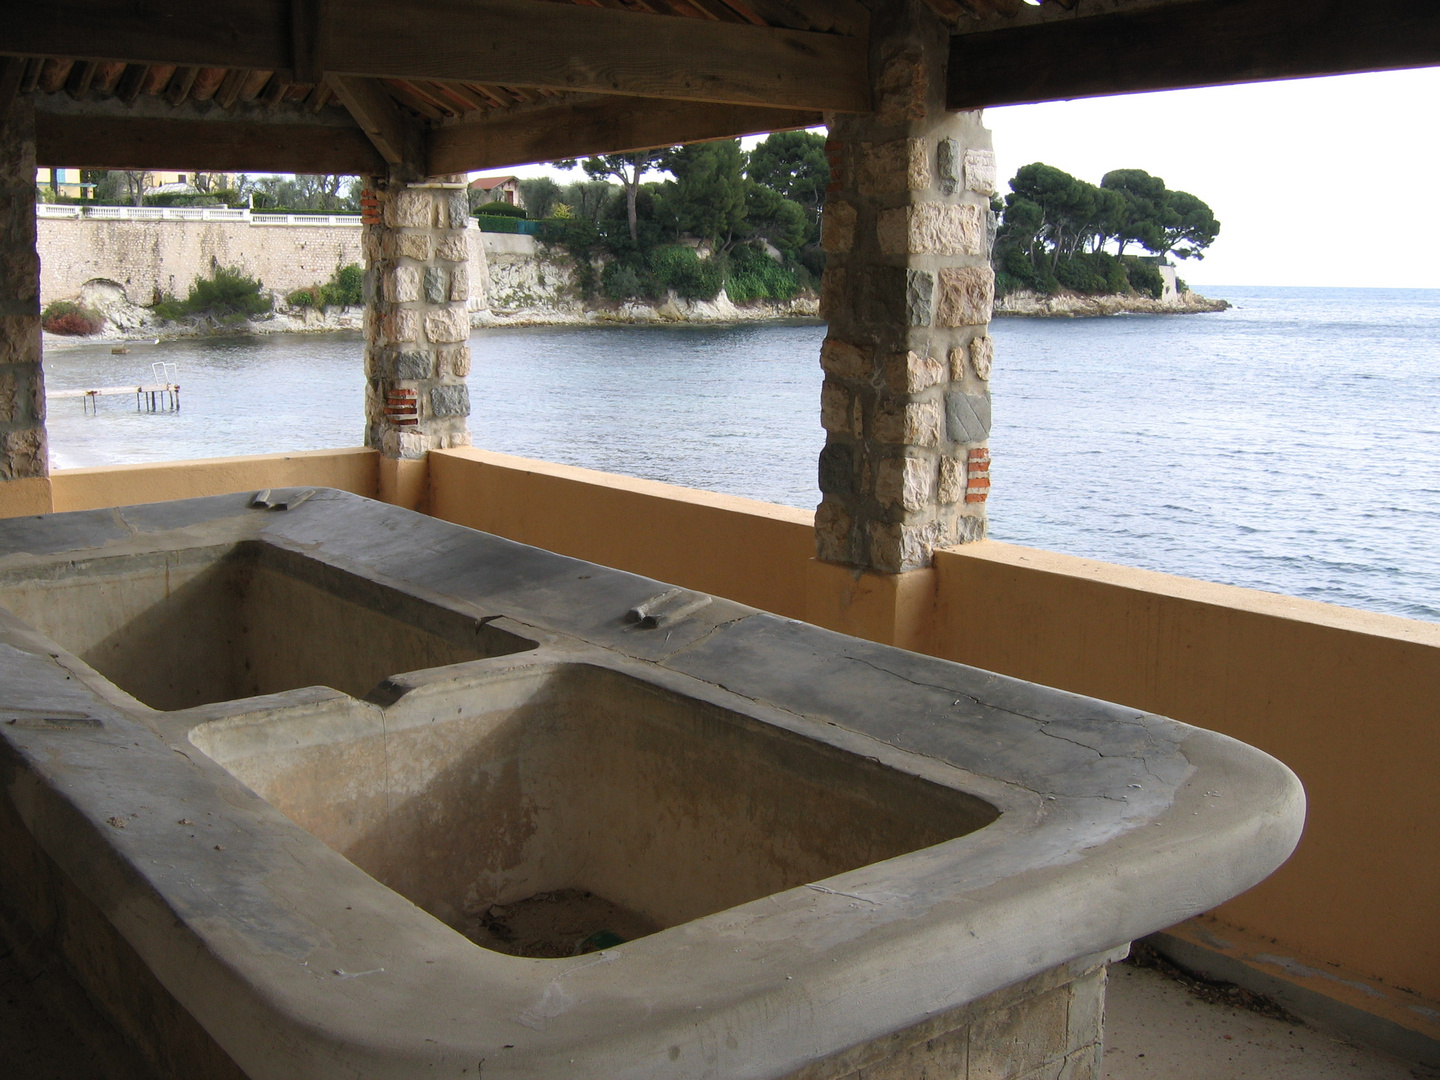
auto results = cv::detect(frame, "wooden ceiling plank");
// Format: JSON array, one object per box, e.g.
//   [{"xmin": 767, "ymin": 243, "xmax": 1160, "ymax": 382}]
[
  {"xmin": 304, "ymin": 82, "xmax": 333, "ymax": 112},
  {"xmin": 383, "ymin": 80, "xmax": 447, "ymax": 122},
  {"xmin": 93, "ymin": 61, "xmax": 127, "ymax": 94},
  {"xmin": 35, "ymin": 111, "xmax": 385, "ymax": 174},
  {"xmin": 259, "ymin": 74, "xmax": 291, "ymax": 108},
  {"xmin": 326, "ymin": 73, "xmax": 423, "ymax": 170},
  {"xmin": 190, "ymin": 66, "xmax": 229, "ymax": 102},
  {"xmin": 142, "ymin": 65, "xmax": 177, "ymax": 96},
  {"xmin": 429, "ymin": 95, "xmax": 820, "ymax": 174},
  {"xmin": 20, "ymin": 58, "xmax": 44, "ymax": 94},
  {"xmin": 165, "ymin": 66, "xmax": 200, "ymax": 105},
  {"xmin": 65, "ymin": 60, "xmax": 98, "ymax": 100},
  {"xmin": 238, "ymin": 70, "xmax": 274, "ymax": 102},
  {"xmin": 11, "ymin": 0, "xmax": 868, "ymax": 111},
  {"xmin": 215, "ymin": 68, "xmax": 248, "ymax": 109},
  {"xmin": 949, "ymin": 0, "xmax": 1440, "ymax": 110},
  {"xmin": 115, "ymin": 64, "xmax": 148, "ymax": 104}
]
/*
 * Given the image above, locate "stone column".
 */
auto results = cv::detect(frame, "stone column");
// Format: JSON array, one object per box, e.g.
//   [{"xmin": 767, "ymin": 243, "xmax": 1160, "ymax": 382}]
[
  {"xmin": 361, "ymin": 174, "xmax": 472, "ymax": 507},
  {"xmin": 815, "ymin": 0, "xmax": 997, "ymax": 574},
  {"xmin": 0, "ymin": 91, "xmax": 51, "ymax": 515}
]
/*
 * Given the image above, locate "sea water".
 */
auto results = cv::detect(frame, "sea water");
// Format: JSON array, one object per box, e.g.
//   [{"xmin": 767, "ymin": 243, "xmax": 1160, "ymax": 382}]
[{"xmin": 40, "ymin": 286, "xmax": 1440, "ymax": 622}]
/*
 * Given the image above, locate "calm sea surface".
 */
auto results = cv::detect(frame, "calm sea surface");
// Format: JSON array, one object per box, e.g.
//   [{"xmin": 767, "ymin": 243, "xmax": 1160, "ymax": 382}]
[{"xmin": 42, "ymin": 286, "xmax": 1440, "ymax": 623}]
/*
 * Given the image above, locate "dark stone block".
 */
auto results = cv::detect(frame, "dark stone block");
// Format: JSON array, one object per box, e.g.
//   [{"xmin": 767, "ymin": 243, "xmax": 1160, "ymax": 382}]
[
  {"xmin": 937, "ymin": 138, "xmax": 960, "ymax": 196},
  {"xmin": 393, "ymin": 350, "xmax": 432, "ymax": 380},
  {"xmin": 423, "ymin": 267, "xmax": 446, "ymax": 305},
  {"xmin": 818, "ymin": 442, "xmax": 854, "ymax": 495},
  {"xmin": 906, "ymin": 270, "xmax": 934, "ymax": 327}
]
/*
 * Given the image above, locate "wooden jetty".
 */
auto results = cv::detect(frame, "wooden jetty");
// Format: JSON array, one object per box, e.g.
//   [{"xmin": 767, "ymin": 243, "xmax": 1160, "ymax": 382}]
[{"xmin": 52, "ymin": 383, "xmax": 181, "ymax": 413}]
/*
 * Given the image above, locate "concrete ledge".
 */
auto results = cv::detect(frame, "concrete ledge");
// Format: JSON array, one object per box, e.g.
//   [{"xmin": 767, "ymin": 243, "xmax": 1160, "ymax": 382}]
[{"xmin": 1148, "ymin": 919, "xmax": 1440, "ymax": 1068}]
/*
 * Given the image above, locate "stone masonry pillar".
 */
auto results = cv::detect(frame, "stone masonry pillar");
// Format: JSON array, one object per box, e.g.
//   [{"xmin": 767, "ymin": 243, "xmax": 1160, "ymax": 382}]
[
  {"xmin": 361, "ymin": 174, "xmax": 472, "ymax": 505},
  {"xmin": 0, "ymin": 91, "xmax": 50, "ymax": 509},
  {"xmin": 816, "ymin": 0, "xmax": 997, "ymax": 573}
]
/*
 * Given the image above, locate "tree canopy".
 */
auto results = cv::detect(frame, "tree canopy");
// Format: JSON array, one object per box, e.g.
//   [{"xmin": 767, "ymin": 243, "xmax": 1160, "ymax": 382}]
[{"xmin": 994, "ymin": 163, "xmax": 1219, "ymax": 297}]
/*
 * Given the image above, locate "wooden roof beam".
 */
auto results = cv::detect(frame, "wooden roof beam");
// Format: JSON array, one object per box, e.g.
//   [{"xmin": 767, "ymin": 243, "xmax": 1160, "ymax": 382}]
[
  {"xmin": 428, "ymin": 94, "xmax": 820, "ymax": 174},
  {"xmin": 948, "ymin": 0, "xmax": 1440, "ymax": 110},
  {"xmin": 6, "ymin": 0, "xmax": 868, "ymax": 111},
  {"xmin": 326, "ymin": 74, "xmax": 424, "ymax": 174}
]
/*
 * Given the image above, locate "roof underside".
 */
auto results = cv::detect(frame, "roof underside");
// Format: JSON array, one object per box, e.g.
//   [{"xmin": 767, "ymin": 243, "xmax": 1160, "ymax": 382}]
[{"xmin": 4, "ymin": 0, "xmax": 1438, "ymax": 176}]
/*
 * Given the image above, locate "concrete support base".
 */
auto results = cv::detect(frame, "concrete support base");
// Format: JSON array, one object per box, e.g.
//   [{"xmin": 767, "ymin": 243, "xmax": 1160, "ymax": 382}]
[
  {"xmin": 805, "ymin": 558, "xmax": 936, "ymax": 653},
  {"xmin": 789, "ymin": 948, "xmax": 1119, "ymax": 1080},
  {"xmin": 378, "ymin": 455, "xmax": 430, "ymax": 512}
]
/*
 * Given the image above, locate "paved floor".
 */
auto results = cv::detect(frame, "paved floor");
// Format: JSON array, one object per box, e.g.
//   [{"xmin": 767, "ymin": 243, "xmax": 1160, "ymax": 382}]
[{"xmin": 1104, "ymin": 962, "xmax": 1438, "ymax": 1080}]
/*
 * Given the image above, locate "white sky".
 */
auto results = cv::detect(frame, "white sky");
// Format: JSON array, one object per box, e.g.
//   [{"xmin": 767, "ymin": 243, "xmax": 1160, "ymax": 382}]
[{"xmin": 489, "ymin": 66, "xmax": 1440, "ymax": 290}]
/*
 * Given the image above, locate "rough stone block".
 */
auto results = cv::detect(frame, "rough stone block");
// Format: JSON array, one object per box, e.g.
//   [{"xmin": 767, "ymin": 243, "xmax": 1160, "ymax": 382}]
[
  {"xmin": 820, "ymin": 337, "xmax": 869, "ymax": 381},
  {"xmin": 936, "ymin": 266, "xmax": 994, "ymax": 327},
  {"xmin": 937, "ymin": 138, "xmax": 961, "ymax": 196},
  {"xmin": 449, "ymin": 263, "xmax": 469, "ymax": 302},
  {"xmin": 423, "ymin": 266, "xmax": 447, "ymax": 304},
  {"xmin": 814, "ymin": 499, "xmax": 853, "ymax": 564},
  {"xmin": 954, "ymin": 511, "xmax": 987, "ymax": 543},
  {"xmin": 818, "ymin": 442, "xmax": 854, "ymax": 495},
  {"xmin": 387, "ymin": 188, "xmax": 432, "ymax": 229},
  {"xmin": 907, "ymin": 138, "xmax": 931, "ymax": 191},
  {"xmin": 874, "ymin": 49, "xmax": 928, "ymax": 126},
  {"xmin": 882, "ymin": 350, "xmax": 945, "ymax": 394},
  {"xmin": 384, "ymin": 308, "xmax": 419, "ymax": 345},
  {"xmin": 429, "ymin": 384, "xmax": 471, "ymax": 418},
  {"xmin": 938, "ymin": 456, "xmax": 966, "ymax": 504},
  {"xmin": 970, "ymin": 334, "xmax": 994, "ymax": 380},
  {"xmin": 424, "ymin": 306, "xmax": 468, "ymax": 344},
  {"xmin": 965, "ymin": 148, "xmax": 999, "ymax": 195},
  {"xmin": 0, "ymin": 315, "xmax": 41, "ymax": 366},
  {"xmin": 363, "ymin": 267, "xmax": 378, "ymax": 305},
  {"xmin": 878, "ymin": 203, "xmax": 986, "ymax": 257},
  {"xmin": 821, "ymin": 200, "xmax": 857, "ymax": 254},
  {"xmin": 448, "ymin": 193, "xmax": 470, "ymax": 230},
  {"xmin": 819, "ymin": 267, "xmax": 849, "ymax": 322},
  {"xmin": 968, "ymin": 986, "xmax": 1071, "ymax": 1080},
  {"xmin": 440, "ymin": 345, "xmax": 471, "ymax": 378},
  {"xmin": 859, "ymin": 1024, "xmax": 967, "ymax": 1080},
  {"xmin": 362, "ymin": 227, "xmax": 383, "ymax": 264},
  {"xmin": 434, "ymin": 232, "xmax": 469, "ymax": 262},
  {"xmin": 388, "ymin": 265, "xmax": 421, "ymax": 303},
  {"xmin": 391, "ymin": 232, "xmax": 431, "ymax": 261},
  {"xmin": 873, "ymin": 399, "xmax": 942, "ymax": 447},
  {"xmin": 381, "ymin": 427, "xmax": 431, "ymax": 460},
  {"xmin": 906, "ymin": 270, "xmax": 934, "ymax": 327},
  {"xmin": 857, "ymin": 140, "xmax": 910, "ymax": 195},
  {"xmin": 393, "ymin": 350, "xmax": 432, "ymax": 380},
  {"xmin": 0, "ymin": 371, "xmax": 17, "ymax": 423},
  {"xmin": 875, "ymin": 454, "xmax": 933, "ymax": 512},
  {"xmin": 868, "ymin": 518, "xmax": 943, "ymax": 574},
  {"xmin": 1067, "ymin": 969, "xmax": 1106, "ymax": 1053},
  {"xmin": 820, "ymin": 381, "xmax": 852, "ymax": 433},
  {"xmin": 0, "ymin": 425, "xmax": 47, "ymax": 480},
  {"xmin": 945, "ymin": 388, "xmax": 992, "ymax": 443}
]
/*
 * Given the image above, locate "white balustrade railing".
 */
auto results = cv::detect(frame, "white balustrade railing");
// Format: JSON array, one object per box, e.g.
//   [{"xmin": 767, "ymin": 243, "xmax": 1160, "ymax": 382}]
[{"xmin": 36, "ymin": 204, "xmax": 364, "ymax": 226}]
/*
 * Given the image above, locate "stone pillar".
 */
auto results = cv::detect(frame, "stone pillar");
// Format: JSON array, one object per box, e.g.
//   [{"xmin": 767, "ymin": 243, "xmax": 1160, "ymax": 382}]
[
  {"xmin": 0, "ymin": 91, "xmax": 51, "ymax": 514},
  {"xmin": 815, "ymin": 0, "xmax": 997, "ymax": 574},
  {"xmin": 361, "ymin": 175, "xmax": 472, "ymax": 508}
]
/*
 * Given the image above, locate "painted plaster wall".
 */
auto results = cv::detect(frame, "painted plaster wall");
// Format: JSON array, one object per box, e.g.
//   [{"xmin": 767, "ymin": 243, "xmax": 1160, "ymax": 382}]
[{"xmin": 37, "ymin": 219, "xmax": 490, "ymax": 308}]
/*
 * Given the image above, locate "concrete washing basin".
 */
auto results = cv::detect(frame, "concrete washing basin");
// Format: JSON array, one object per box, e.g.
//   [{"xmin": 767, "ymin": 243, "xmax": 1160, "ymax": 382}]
[{"xmin": 0, "ymin": 490, "xmax": 1304, "ymax": 1079}]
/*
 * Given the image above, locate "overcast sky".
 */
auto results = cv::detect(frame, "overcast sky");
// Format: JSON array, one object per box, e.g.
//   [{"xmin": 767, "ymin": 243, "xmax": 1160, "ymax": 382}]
[{"xmin": 497, "ymin": 66, "xmax": 1440, "ymax": 290}]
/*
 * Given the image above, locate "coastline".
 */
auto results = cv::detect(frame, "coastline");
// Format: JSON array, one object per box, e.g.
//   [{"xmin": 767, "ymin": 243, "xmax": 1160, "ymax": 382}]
[{"xmin": 995, "ymin": 288, "xmax": 1229, "ymax": 318}]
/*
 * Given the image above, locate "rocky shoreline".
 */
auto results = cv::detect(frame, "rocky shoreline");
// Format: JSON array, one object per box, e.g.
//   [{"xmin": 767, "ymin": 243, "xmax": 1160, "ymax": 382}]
[{"xmin": 995, "ymin": 288, "xmax": 1229, "ymax": 318}]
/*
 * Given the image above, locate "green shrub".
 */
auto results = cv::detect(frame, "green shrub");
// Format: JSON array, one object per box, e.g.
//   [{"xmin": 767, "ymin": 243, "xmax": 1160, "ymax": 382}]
[
  {"xmin": 648, "ymin": 246, "xmax": 722, "ymax": 302},
  {"xmin": 1123, "ymin": 258, "xmax": 1165, "ymax": 300},
  {"xmin": 154, "ymin": 266, "xmax": 272, "ymax": 322},
  {"xmin": 600, "ymin": 261, "xmax": 647, "ymax": 303},
  {"xmin": 287, "ymin": 286, "xmax": 321, "ymax": 309},
  {"xmin": 475, "ymin": 200, "xmax": 526, "ymax": 219},
  {"xmin": 476, "ymin": 214, "xmax": 523, "ymax": 234},
  {"xmin": 320, "ymin": 263, "xmax": 364, "ymax": 307},
  {"xmin": 41, "ymin": 300, "xmax": 103, "ymax": 335},
  {"xmin": 724, "ymin": 245, "xmax": 799, "ymax": 304}
]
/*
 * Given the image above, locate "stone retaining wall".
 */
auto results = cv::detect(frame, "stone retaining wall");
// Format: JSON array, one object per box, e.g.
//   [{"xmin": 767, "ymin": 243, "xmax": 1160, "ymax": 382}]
[{"xmin": 38, "ymin": 217, "xmax": 488, "ymax": 309}]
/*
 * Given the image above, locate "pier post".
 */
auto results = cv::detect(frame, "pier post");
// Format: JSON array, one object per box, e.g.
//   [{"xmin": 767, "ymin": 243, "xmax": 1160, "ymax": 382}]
[
  {"xmin": 0, "ymin": 89, "xmax": 51, "ymax": 515},
  {"xmin": 361, "ymin": 174, "xmax": 473, "ymax": 509},
  {"xmin": 813, "ymin": 0, "xmax": 995, "ymax": 576}
]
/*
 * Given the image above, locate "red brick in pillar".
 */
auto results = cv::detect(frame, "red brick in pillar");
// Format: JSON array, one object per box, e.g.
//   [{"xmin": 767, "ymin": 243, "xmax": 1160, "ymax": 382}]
[{"xmin": 815, "ymin": 0, "xmax": 996, "ymax": 573}]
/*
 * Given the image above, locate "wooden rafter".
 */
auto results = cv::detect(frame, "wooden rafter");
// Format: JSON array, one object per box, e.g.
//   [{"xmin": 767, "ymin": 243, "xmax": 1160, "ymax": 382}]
[
  {"xmin": 326, "ymin": 73, "xmax": 423, "ymax": 172},
  {"xmin": 5, "ymin": 0, "xmax": 868, "ymax": 112},
  {"xmin": 428, "ymin": 94, "xmax": 820, "ymax": 174},
  {"xmin": 948, "ymin": 0, "xmax": 1440, "ymax": 109}
]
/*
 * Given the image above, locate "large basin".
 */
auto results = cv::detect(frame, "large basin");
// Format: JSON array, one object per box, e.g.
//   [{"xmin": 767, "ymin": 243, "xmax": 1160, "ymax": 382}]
[{"xmin": 0, "ymin": 490, "xmax": 1305, "ymax": 1079}]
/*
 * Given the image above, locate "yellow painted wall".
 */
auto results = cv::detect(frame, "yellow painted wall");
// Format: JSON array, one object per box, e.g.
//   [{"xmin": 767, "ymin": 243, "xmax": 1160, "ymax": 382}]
[
  {"xmin": 429, "ymin": 448, "xmax": 816, "ymax": 620},
  {"xmin": 931, "ymin": 542, "xmax": 1440, "ymax": 1002},
  {"xmin": 47, "ymin": 447, "xmax": 378, "ymax": 515}
]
